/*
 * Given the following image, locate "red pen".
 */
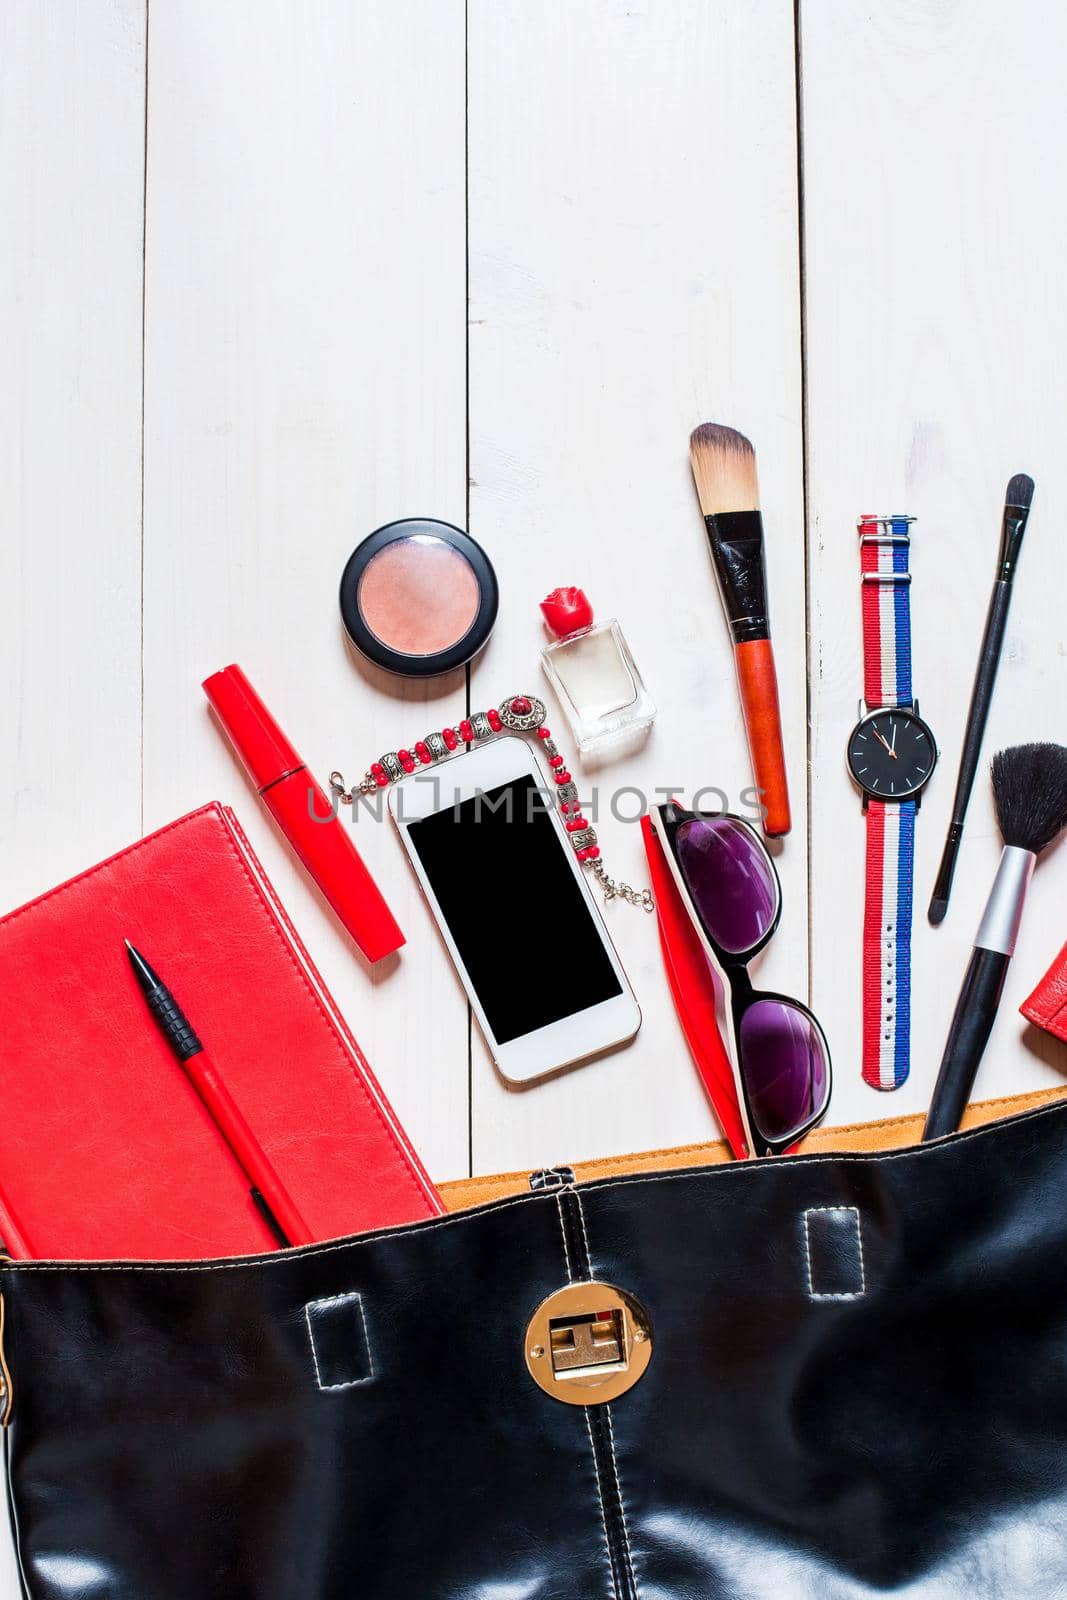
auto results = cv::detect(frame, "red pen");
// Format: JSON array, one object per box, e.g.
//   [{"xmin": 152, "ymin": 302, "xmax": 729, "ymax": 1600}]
[
  {"xmin": 203, "ymin": 664, "xmax": 404, "ymax": 964},
  {"xmin": 0, "ymin": 1185, "xmax": 34, "ymax": 1260},
  {"xmin": 126, "ymin": 941, "xmax": 314, "ymax": 1249}
]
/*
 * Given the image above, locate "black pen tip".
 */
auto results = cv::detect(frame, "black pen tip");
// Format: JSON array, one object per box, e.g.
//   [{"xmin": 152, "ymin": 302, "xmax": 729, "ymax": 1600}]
[
  {"xmin": 1006, "ymin": 473, "xmax": 1034, "ymax": 510},
  {"xmin": 124, "ymin": 940, "xmax": 161, "ymax": 993}
]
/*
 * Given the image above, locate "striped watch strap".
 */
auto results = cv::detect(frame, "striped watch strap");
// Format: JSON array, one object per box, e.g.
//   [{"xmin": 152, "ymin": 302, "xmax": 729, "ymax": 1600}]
[{"xmin": 859, "ymin": 514, "xmax": 915, "ymax": 1091}]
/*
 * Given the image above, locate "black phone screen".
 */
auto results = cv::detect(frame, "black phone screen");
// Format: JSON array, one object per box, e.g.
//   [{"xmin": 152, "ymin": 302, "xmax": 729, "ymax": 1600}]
[{"xmin": 407, "ymin": 775, "xmax": 623, "ymax": 1043}]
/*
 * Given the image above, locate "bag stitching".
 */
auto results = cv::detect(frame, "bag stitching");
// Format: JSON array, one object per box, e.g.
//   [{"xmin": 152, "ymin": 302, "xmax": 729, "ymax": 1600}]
[
  {"xmin": 802, "ymin": 1206, "xmax": 866, "ymax": 1301},
  {"xmin": 4, "ymin": 1192, "xmax": 556, "ymax": 1273},
  {"xmin": 572, "ymin": 1185, "xmax": 641, "ymax": 1600},
  {"xmin": 572, "ymin": 1185, "xmax": 595, "ymax": 1278},
  {"xmin": 556, "ymin": 1193, "xmax": 574, "ymax": 1282},
  {"xmin": 5, "ymin": 1097, "xmax": 1065, "ymax": 1276},
  {"xmin": 556, "ymin": 1193, "xmax": 615, "ymax": 1600},
  {"xmin": 583, "ymin": 1406, "xmax": 620, "ymax": 1600},
  {"xmin": 303, "ymin": 1292, "xmax": 375, "ymax": 1391},
  {"xmin": 563, "ymin": 1102, "xmax": 1065, "ymax": 1203},
  {"xmin": 604, "ymin": 1403, "xmax": 641, "ymax": 1599},
  {"xmin": 440, "ymin": 1091, "xmax": 1066, "ymax": 1197}
]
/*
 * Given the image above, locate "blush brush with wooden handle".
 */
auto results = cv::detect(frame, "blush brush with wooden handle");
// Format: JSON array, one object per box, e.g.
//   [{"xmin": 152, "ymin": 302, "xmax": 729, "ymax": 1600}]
[
  {"xmin": 689, "ymin": 424, "xmax": 791, "ymax": 836},
  {"xmin": 923, "ymin": 742, "xmax": 1067, "ymax": 1141}
]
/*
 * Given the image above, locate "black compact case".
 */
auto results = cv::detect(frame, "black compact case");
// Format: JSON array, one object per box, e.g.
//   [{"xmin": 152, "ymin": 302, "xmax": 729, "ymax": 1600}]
[
  {"xmin": 339, "ymin": 517, "xmax": 499, "ymax": 677},
  {"xmin": 5, "ymin": 1085, "xmax": 1067, "ymax": 1598}
]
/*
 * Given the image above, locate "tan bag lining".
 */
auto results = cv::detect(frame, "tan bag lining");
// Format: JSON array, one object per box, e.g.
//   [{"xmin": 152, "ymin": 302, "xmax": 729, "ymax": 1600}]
[{"xmin": 438, "ymin": 1085, "xmax": 1067, "ymax": 1213}]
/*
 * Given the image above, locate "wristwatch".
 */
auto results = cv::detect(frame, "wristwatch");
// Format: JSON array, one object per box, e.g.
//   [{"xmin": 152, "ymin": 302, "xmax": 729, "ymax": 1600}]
[{"xmin": 846, "ymin": 514, "xmax": 938, "ymax": 1091}]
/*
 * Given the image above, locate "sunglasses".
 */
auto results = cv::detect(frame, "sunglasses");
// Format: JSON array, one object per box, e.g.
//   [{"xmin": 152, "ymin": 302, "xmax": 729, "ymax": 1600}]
[{"xmin": 652, "ymin": 802, "xmax": 831, "ymax": 1158}]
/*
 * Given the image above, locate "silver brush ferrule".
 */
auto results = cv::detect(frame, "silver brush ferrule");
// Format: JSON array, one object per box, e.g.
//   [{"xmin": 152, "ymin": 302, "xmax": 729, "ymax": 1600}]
[{"xmin": 975, "ymin": 845, "xmax": 1035, "ymax": 956}]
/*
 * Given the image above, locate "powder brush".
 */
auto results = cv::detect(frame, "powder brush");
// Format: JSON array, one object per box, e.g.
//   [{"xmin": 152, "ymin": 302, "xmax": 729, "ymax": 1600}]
[
  {"xmin": 689, "ymin": 425, "xmax": 791, "ymax": 836},
  {"xmin": 924, "ymin": 742, "xmax": 1067, "ymax": 1140},
  {"xmin": 929, "ymin": 474, "xmax": 1035, "ymax": 924}
]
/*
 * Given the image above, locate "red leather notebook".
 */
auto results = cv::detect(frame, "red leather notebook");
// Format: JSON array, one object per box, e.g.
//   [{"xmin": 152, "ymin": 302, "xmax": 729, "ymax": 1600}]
[
  {"xmin": 0, "ymin": 803, "xmax": 442, "ymax": 1260},
  {"xmin": 1021, "ymin": 940, "xmax": 1067, "ymax": 1043}
]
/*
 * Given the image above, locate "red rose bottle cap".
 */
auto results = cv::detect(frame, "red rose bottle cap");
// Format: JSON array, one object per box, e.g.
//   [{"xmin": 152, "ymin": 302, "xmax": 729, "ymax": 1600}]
[{"xmin": 540, "ymin": 587, "xmax": 595, "ymax": 639}]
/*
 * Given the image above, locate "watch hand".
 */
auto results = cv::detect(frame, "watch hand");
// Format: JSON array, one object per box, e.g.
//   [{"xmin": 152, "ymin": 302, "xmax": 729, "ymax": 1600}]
[
  {"xmin": 891, "ymin": 722, "xmax": 898, "ymax": 755},
  {"xmin": 872, "ymin": 729, "xmax": 893, "ymax": 755}
]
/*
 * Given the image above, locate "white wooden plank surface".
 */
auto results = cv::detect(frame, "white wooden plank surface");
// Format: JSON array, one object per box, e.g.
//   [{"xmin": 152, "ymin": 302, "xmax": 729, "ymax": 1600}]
[
  {"xmin": 0, "ymin": 7, "xmax": 147, "ymax": 1592},
  {"xmin": 0, "ymin": 0, "xmax": 145, "ymax": 905},
  {"xmin": 803, "ymin": 0, "xmax": 1067, "ymax": 1130},
  {"xmin": 2, "ymin": 5, "xmax": 1067, "ymax": 1584},
  {"xmin": 467, "ymin": 0, "xmax": 806, "ymax": 1172},
  {"xmin": 141, "ymin": 0, "xmax": 470, "ymax": 1181}
]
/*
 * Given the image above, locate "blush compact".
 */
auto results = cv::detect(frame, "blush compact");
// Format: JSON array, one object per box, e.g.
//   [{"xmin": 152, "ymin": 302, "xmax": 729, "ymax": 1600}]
[{"xmin": 340, "ymin": 518, "xmax": 499, "ymax": 678}]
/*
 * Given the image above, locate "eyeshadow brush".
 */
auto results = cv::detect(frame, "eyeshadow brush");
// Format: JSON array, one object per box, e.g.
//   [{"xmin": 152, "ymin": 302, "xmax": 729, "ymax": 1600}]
[
  {"xmin": 689, "ymin": 425, "xmax": 791, "ymax": 837},
  {"xmin": 923, "ymin": 742, "xmax": 1067, "ymax": 1140},
  {"xmin": 928, "ymin": 474, "xmax": 1034, "ymax": 924}
]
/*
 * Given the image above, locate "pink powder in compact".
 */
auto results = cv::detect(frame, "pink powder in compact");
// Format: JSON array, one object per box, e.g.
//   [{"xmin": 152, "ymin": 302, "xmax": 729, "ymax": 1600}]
[{"xmin": 357, "ymin": 536, "xmax": 481, "ymax": 656}]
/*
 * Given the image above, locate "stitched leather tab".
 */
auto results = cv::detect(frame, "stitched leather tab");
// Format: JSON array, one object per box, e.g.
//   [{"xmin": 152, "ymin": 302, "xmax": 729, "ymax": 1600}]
[
  {"xmin": 803, "ymin": 1207, "xmax": 866, "ymax": 1300},
  {"xmin": 529, "ymin": 1167, "xmax": 576, "ymax": 1193},
  {"xmin": 305, "ymin": 1293, "xmax": 374, "ymax": 1390}
]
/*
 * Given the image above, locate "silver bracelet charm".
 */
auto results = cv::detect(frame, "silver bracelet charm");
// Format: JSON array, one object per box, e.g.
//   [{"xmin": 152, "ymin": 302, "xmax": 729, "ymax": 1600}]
[{"xmin": 330, "ymin": 693, "xmax": 654, "ymax": 912}]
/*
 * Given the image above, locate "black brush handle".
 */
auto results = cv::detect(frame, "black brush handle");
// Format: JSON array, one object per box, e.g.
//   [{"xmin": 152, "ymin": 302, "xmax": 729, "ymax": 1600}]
[
  {"xmin": 928, "ymin": 581, "xmax": 1013, "ymax": 924},
  {"xmin": 922, "ymin": 947, "xmax": 1011, "ymax": 1140}
]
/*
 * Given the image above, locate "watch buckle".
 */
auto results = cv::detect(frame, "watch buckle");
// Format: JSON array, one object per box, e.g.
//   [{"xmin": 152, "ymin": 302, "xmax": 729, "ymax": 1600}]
[
  {"xmin": 858, "ymin": 699, "xmax": 919, "ymax": 718},
  {"xmin": 856, "ymin": 514, "xmax": 916, "ymax": 529}
]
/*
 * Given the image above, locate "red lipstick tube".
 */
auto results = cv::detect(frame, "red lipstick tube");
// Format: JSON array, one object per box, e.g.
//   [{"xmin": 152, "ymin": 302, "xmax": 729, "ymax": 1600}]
[{"xmin": 203, "ymin": 664, "xmax": 404, "ymax": 963}]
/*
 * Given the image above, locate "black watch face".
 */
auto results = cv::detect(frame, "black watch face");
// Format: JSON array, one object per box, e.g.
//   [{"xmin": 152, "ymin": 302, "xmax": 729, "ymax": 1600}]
[{"xmin": 847, "ymin": 709, "xmax": 937, "ymax": 801}]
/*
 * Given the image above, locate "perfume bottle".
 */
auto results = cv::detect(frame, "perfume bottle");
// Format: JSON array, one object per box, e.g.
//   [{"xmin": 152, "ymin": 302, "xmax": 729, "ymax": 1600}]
[{"xmin": 540, "ymin": 587, "xmax": 656, "ymax": 755}]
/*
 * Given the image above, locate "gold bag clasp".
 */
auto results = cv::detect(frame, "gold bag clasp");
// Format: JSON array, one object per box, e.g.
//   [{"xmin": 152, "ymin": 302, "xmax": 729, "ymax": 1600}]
[{"xmin": 525, "ymin": 1282, "xmax": 652, "ymax": 1405}]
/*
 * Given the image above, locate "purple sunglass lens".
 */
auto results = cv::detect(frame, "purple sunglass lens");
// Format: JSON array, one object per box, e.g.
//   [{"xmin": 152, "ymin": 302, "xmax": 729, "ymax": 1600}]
[
  {"xmin": 738, "ymin": 999, "xmax": 830, "ymax": 1146},
  {"xmin": 674, "ymin": 816, "xmax": 779, "ymax": 955}
]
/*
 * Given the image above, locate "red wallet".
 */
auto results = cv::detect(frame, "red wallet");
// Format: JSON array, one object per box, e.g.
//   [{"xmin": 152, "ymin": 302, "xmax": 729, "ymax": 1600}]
[
  {"xmin": 1021, "ymin": 940, "xmax": 1067, "ymax": 1044},
  {"xmin": 0, "ymin": 803, "xmax": 442, "ymax": 1260}
]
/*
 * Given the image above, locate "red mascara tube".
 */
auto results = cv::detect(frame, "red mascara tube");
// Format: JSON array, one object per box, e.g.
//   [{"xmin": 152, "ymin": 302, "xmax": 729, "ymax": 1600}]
[{"xmin": 203, "ymin": 664, "xmax": 404, "ymax": 963}]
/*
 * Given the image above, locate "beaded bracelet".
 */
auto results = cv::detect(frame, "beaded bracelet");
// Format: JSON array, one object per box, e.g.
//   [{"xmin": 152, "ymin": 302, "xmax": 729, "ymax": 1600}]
[{"xmin": 330, "ymin": 693, "xmax": 654, "ymax": 912}]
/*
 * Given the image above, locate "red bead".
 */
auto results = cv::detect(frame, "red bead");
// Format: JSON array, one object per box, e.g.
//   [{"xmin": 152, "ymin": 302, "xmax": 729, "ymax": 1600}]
[
  {"xmin": 577, "ymin": 847, "xmax": 591, "ymax": 861},
  {"xmin": 537, "ymin": 727, "xmax": 551, "ymax": 740},
  {"xmin": 415, "ymin": 741, "xmax": 432, "ymax": 765},
  {"xmin": 566, "ymin": 817, "xmax": 586, "ymax": 832},
  {"xmin": 398, "ymin": 749, "xmax": 416, "ymax": 774},
  {"xmin": 510, "ymin": 696, "xmax": 532, "ymax": 716},
  {"xmin": 586, "ymin": 846, "xmax": 601, "ymax": 860},
  {"xmin": 371, "ymin": 762, "xmax": 388, "ymax": 787},
  {"xmin": 553, "ymin": 770, "xmax": 571, "ymax": 785},
  {"xmin": 443, "ymin": 727, "xmax": 458, "ymax": 751},
  {"xmin": 459, "ymin": 720, "xmax": 474, "ymax": 743},
  {"xmin": 549, "ymin": 754, "xmax": 564, "ymax": 769},
  {"xmin": 560, "ymin": 801, "xmax": 572, "ymax": 813},
  {"xmin": 487, "ymin": 708, "xmax": 503, "ymax": 732}
]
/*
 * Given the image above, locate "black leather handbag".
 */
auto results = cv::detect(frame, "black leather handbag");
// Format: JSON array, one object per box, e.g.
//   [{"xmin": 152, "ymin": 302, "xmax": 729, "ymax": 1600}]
[{"xmin": 3, "ymin": 1086, "xmax": 1067, "ymax": 1600}]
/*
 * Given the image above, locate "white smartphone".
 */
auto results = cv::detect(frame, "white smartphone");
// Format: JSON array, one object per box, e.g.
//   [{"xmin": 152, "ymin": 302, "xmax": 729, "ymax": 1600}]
[{"xmin": 389, "ymin": 736, "xmax": 641, "ymax": 1083}]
